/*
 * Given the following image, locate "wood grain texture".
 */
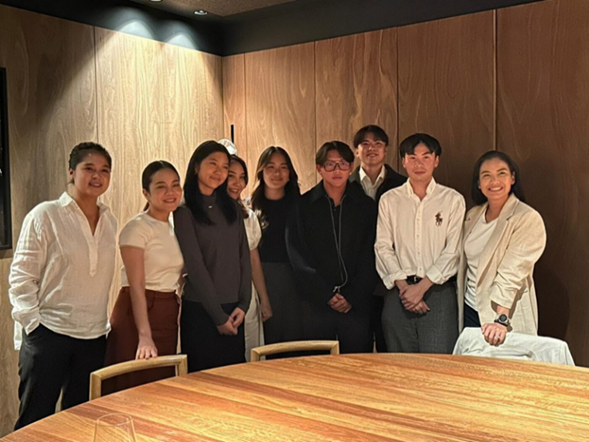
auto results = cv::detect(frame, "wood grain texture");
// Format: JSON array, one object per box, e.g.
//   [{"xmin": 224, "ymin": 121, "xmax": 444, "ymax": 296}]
[
  {"xmin": 223, "ymin": 55, "xmax": 248, "ymax": 164},
  {"xmin": 398, "ymin": 11, "xmax": 495, "ymax": 201},
  {"xmin": 0, "ymin": 5, "xmax": 98, "ymax": 437},
  {"xmin": 315, "ymin": 29, "xmax": 399, "ymax": 168},
  {"xmin": 497, "ymin": 0, "xmax": 589, "ymax": 365},
  {"xmin": 4, "ymin": 354, "xmax": 589, "ymax": 442},
  {"xmin": 245, "ymin": 44, "xmax": 316, "ymax": 194}
]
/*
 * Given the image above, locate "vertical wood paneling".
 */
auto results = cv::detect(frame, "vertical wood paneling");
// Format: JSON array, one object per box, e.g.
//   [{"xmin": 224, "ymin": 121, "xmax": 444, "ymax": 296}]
[
  {"xmin": 315, "ymin": 29, "xmax": 399, "ymax": 166},
  {"xmin": 0, "ymin": 5, "xmax": 98, "ymax": 436},
  {"xmin": 497, "ymin": 0, "xmax": 589, "ymax": 366},
  {"xmin": 398, "ymin": 12, "xmax": 495, "ymax": 200},
  {"xmin": 245, "ymin": 44, "xmax": 316, "ymax": 193},
  {"xmin": 223, "ymin": 55, "xmax": 247, "ymax": 164}
]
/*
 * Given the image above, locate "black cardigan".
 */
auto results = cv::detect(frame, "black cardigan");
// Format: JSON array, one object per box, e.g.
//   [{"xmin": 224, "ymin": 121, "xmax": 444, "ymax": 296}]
[{"xmin": 286, "ymin": 181, "xmax": 378, "ymax": 313}]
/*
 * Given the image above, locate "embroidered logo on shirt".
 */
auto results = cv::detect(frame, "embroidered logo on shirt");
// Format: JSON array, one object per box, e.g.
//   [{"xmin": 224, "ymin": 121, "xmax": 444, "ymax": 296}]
[{"xmin": 435, "ymin": 212, "xmax": 443, "ymax": 226}]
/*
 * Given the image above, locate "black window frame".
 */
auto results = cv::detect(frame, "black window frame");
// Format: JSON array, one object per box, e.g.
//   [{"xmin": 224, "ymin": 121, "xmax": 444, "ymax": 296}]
[{"xmin": 0, "ymin": 67, "xmax": 12, "ymax": 251}]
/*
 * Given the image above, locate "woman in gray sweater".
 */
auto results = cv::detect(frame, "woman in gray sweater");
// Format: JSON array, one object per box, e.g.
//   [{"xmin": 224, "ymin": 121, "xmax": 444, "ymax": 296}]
[{"xmin": 174, "ymin": 141, "xmax": 251, "ymax": 372}]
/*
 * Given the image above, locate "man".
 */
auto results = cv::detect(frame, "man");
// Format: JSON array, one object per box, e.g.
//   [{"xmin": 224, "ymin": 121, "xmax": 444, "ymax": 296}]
[
  {"xmin": 349, "ymin": 125, "xmax": 406, "ymax": 352},
  {"xmin": 375, "ymin": 133, "xmax": 465, "ymax": 353},
  {"xmin": 287, "ymin": 141, "xmax": 378, "ymax": 353}
]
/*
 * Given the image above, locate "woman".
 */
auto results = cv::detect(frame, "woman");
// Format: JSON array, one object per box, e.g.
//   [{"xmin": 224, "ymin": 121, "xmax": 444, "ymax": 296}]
[
  {"xmin": 251, "ymin": 146, "xmax": 303, "ymax": 347},
  {"xmin": 9, "ymin": 142, "xmax": 117, "ymax": 429},
  {"xmin": 227, "ymin": 155, "xmax": 273, "ymax": 360},
  {"xmin": 458, "ymin": 151, "xmax": 546, "ymax": 346},
  {"xmin": 104, "ymin": 161, "xmax": 184, "ymax": 392},
  {"xmin": 174, "ymin": 141, "xmax": 251, "ymax": 372}
]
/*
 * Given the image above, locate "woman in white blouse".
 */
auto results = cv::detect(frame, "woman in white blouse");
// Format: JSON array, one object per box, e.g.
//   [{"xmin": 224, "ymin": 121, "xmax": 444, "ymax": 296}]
[
  {"xmin": 104, "ymin": 161, "xmax": 184, "ymax": 392},
  {"xmin": 9, "ymin": 142, "xmax": 117, "ymax": 429},
  {"xmin": 226, "ymin": 154, "xmax": 273, "ymax": 360},
  {"xmin": 458, "ymin": 151, "xmax": 546, "ymax": 346}
]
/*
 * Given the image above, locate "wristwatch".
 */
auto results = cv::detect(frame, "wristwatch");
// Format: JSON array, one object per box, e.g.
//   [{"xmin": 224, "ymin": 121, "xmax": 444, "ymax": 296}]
[{"xmin": 494, "ymin": 314, "xmax": 511, "ymax": 328}]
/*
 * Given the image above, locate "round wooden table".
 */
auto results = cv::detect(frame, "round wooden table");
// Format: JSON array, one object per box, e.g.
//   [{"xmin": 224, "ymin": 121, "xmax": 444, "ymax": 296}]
[{"xmin": 4, "ymin": 354, "xmax": 589, "ymax": 441}]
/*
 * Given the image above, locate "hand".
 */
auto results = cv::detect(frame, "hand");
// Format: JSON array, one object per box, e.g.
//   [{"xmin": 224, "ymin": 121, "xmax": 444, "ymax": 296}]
[
  {"xmin": 136, "ymin": 336, "xmax": 158, "ymax": 359},
  {"xmin": 217, "ymin": 319, "xmax": 238, "ymax": 335},
  {"xmin": 408, "ymin": 300, "xmax": 430, "ymax": 315},
  {"xmin": 229, "ymin": 308, "xmax": 246, "ymax": 328},
  {"xmin": 482, "ymin": 322, "xmax": 507, "ymax": 346},
  {"xmin": 259, "ymin": 299, "xmax": 273, "ymax": 322},
  {"xmin": 328, "ymin": 293, "xmax": 352, "ymax": 314},
  {"xmin": 400, "ymin": 284, "xmax": 427, "ymax": 310}
]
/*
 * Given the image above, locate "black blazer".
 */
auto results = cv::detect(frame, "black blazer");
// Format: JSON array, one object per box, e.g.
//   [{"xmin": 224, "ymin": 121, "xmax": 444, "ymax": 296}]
[{"xmin": 349, "ymin": 164, "xmax": 406, "ymax": 203}]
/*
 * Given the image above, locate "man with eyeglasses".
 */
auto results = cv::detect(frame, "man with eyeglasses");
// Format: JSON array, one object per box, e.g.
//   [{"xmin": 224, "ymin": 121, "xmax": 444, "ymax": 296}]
[
  {"xmin": 286, "ymin": 141, "xmax": 378, "ymax": 353},
  {"xmin": 349, "ymin": 125, "xmax": 407, "ymax": 352}
]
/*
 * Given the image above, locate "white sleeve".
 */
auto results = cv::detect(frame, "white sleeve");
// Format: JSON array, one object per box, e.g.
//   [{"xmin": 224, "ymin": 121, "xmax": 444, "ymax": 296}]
[
  {"xmin": 119, "ymin": 216, "xmax": 150, "ymax": 249},
  {"xmin": 375, "ymin": 195, "xmax": 407, "ymax": 289},
  {"xmin": 244, "ymin": 210, "xmax": 262, "ymax": 250}
]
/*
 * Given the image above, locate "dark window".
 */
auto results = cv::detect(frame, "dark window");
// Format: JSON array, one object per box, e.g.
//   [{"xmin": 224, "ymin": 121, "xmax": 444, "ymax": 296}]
[{"xmin": 0, "ymin": 67, "xmax": 11, "ymax": 250}]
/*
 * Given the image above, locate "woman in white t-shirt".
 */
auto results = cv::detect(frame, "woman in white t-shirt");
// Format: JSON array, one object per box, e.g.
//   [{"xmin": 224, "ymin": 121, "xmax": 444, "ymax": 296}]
[
  {"xmin": 104, "ymin": 161, "xmax": 184, "ymax": 392},
  {"xmin": 226, "ymin": 154, "xmax": 273, "ymax": 360}
]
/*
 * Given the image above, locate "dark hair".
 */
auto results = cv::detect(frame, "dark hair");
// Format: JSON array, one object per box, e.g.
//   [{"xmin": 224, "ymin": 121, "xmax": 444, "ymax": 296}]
[
  {"xmin": 316, "ymin": 141, "xmax": 355, "ymax": 166},
  {"xmin": 472, "ymin": 151, "xmax": 526, "ymax": 205},
  {"xmin": 183, "ymin": 140, "xmax": 237, "ymax": 225},
  {"xmin": 229, "ymin": 154, "xmax": 250, "ymax": 218},
  {"xmin": 399, "ymin": 133, "xmax": 442, "ymax": 158},
  {"xmin": 251, "ymin": 146, "xmax": 300, "ymax": 227},
  {"xmin": 141, "ymin": 160, "xmax": 180, "ymax": 211},
  {"xmin": 353, "ymin": 125, "xmax": 389, "ymax": 148},
  {"xmin": 69, "ymin": 142, "xmax": 112, "ymax": 170}
]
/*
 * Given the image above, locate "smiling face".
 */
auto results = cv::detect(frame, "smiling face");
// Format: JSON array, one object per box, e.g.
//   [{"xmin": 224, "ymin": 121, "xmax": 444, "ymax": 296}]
[
  {"xmin": 402, "ymin": 143, "xmax": 439, "ymax": 184},
  {"xmin": 227, "ymin": 160, "xmax": 247, "ymax": 200},
  {"xmin": 355, "ymin": 132, "xmax": 387, "ymax": 168},
  {"xmin": 478, "ymin": 157, "xmax": 515, "ymax": 205},
  {"xmin": 317, "ymin": 150, "xmax": 352, "ymax": 189},
  {"xmin": 144, "ymin": 168, "xmax": 182, "ymax": 213},
  {"xmin": 196, "ymin": 151, "xmax": 229, "ymax": 196},
  {"xmin": 262, "ymin": 152, "xmax": 290, "ymax": 192},
  {"xmin": 69, "ymin": 152, "xmax": 111, "ymax": 199}
]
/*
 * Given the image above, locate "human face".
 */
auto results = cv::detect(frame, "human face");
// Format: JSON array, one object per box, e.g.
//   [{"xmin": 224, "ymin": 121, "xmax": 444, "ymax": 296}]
[
  {"xmin": 196, "ymin": 152, "xmax": 229, "ymax": 196},
  {"xmin": 227, "ymin": 161, "xmax": 247, "ymax": 200},
  {"xmin": 355, "ymin": 133, "xmax": 387, "ymax": 168},
  {"xmin": 262, "ymin": 152, "xmax": 290, "ymax": 191},
  {"xmin": 144, "ymin": 168, "xmax": 182, "ymax": 213},
  {"xmin": 317, "ymin": 150, "xmax": 352, "ymax": 189},
  {"xmin": 478, "ymin": 158, "xmax": 515, "ymax": 205},
  {"xmin": 69, "ymin": 152, "xmax": 111, "ymax": 199},
  {"xmin": 402, "ymin": 143, "xmax": 439, "ymax": 184}
]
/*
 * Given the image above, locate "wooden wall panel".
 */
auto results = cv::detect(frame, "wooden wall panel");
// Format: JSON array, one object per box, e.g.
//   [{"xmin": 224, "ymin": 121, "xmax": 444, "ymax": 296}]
[
  {"xmin": 0, "ymin": 5, "xmax": 98, "ymax": 436},
  {"xmin": 315, "ymin": 29, "xmax": 399, "ymax": 168},
  {"xmin": 245, "ymin": 44, "xmax": 316, "ymax": 193},
  {"xmin": 497, "ymin": 0, "xmax": 589, "ymax": 366},
  {"xmin": 223, "ymin": 55, "xmax": 248, "ymax": 165},
  {"xmin": 398, "ymin": 12, "xmax": 495, "ymax": 200}
]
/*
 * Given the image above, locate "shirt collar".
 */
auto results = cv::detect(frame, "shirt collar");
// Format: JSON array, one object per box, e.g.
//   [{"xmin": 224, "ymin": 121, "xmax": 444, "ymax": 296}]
[
  {"xmin": 405, "ymin": 177, "xmax": 437, "ymax": 198},
  {"xmin": 58, "ymin": 191, "xmax": 110, "ymax": 215},
  {"xmin": 359, "ymin": 165, "xmax": 386, "ymax": 186}
]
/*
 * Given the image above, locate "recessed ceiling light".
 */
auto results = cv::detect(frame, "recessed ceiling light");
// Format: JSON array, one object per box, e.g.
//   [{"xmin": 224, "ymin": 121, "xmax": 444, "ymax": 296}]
[
  {"xmin": 149, "ymin": 0, "xmax": 163, "ymax": 2},
  {"xmin": 194, "ymin": 10, "xmax": 208, "ymax": 15}
]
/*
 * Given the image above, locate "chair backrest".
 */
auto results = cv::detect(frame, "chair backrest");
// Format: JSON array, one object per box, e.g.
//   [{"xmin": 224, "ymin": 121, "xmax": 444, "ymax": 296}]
[
  {"xmin": 250, "ymin": 340, "xmax": 340, "ymax": 362},
  {"xmin": 89, "ymin": 354, "xmax": 188, "ymax": 400}
]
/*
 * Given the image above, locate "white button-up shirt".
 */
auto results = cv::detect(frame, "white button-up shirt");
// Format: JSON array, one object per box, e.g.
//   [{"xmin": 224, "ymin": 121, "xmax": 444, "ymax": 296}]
[
  {"xmin": 9, "ymin": 192, "xmax": 118, "ymax": 349},
  {"xmin": 375, "ymin": 179, "xmax": 465, "ymax": 289},
  {"xmin": 359, "ymin": 165, "xmax": 386, "ymax": 200}
]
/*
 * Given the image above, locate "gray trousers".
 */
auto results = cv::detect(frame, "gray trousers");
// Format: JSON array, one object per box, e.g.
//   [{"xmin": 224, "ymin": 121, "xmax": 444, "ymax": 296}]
[{"xmin": 382, "ymin": 281, "xmax": 458, "ymax": 354}]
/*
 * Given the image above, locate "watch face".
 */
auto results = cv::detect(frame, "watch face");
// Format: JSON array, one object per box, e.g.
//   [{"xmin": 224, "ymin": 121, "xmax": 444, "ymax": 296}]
[{"xmin": 499, "ymin": 314, "xmax": 508, "ymax": 322}]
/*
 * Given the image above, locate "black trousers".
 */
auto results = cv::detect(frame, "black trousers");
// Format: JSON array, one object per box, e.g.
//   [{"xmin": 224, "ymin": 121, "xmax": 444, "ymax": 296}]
[
  {"xmin": 15, "ymin": 324, "xmax": 106, "ymax": 430},
  {"xmin": 181, "ymin": 300, "xmax": 245, "ymax": 372},
  {"xmin": 302, "ymin": 300, "xmax": 372, "ymax": 354},
  {"xmin": 463, "ymin": 303, "xmax": 482, "ymax": 328},
  {"xmin": 371, "ymin": 283, "xmax": 388, "ymax": 352}
]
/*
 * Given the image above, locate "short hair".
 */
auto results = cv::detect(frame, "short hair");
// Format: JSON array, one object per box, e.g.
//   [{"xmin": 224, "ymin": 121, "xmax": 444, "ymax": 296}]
[
  {"xmin": 316, "ymin": 141, "xmax": 355, "ymax": 166},
  {"xmin": 353, "ymin": 125, "xmax": 389, "ymax": 148},
  {"xmin": 471, "ymin": 151, "xmax": 526, "ymax": 205},
  {"xmin": 69, "ymin": 142, "xmax": 112, "ymax": 170},
  {"xmin": 399, "ymin": 133, "xmax": 442, "ymax": 158}
]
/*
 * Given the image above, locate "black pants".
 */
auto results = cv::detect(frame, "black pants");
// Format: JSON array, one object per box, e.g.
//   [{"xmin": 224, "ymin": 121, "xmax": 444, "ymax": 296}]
[
  {"xmin": 371, "ymin": 283, "xmax": 388, "ymax": 352},
  {"xmin": 15, "ymin": 324, "xmax": 106, "ymax": 430},
  {"xmin": 181, "ymin": 300, "xmax": 245, "ymax": 372},
  {"xmin": 463, "ymin": 303, "xmax": 482, "ymax": 328},
  {"xmin": 302, "ymin": 300, "xmax": 372, "ymax": 354}
]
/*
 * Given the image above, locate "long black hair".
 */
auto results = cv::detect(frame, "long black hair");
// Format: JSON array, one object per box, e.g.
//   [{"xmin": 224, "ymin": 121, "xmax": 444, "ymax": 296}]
[
  {"xmin": 229, "ymin": 154, "xmax": 250, "ymax": 219},
  {"xmin": 471, "ymin": 151, "xmax": 526, "ymax": 205},
  {"xmin": 184, "ymin": 140, "xmax": 237, "ymax": 225},
  {"xmin": 142, "ymin": 160, "xmax": 179, "ymax": 211},
  {"xmin": 251, "ymin": 146, "xmax": 300, "ymax": 227}
]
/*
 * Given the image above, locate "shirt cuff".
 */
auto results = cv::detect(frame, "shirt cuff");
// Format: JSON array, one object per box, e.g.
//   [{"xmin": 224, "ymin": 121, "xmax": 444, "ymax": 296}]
[
  {"xmin": 383, "ymin": 272, "xmax": 407, "ymax": 290},
  {"xmin": 488, "ymin": 285, "xmax": 516, "ymax": 310},
  {"xmin": 13, "ymin": 309, "xmax": 41, "ymax": 336},
  {"xmin": 425, "ymin": 266, "xmax": 444, "ymax": 285}
]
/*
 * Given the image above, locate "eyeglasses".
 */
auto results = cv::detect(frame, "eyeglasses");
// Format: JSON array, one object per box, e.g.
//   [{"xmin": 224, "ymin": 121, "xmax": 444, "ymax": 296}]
[{"xmin": 322, "ymin": 160, "xmax": 351, "ymax": 172}]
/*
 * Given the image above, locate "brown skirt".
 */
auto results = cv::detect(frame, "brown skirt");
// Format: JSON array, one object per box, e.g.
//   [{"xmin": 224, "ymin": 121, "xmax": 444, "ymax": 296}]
[{"xmin": 103, "ymin": 287, "xmax": 180, "ymax": 395}]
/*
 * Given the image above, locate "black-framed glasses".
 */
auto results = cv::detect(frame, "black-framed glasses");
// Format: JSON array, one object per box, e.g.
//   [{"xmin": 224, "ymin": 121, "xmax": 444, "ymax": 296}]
[{"xmin": 323, "ymin": 160, "xmax": 351, "ymax": 172}]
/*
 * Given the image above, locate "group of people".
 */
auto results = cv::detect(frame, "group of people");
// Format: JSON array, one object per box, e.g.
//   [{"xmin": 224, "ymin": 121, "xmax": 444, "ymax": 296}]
[{"xmin": 8, "ymin": 125, "xmax": 546, "ymax": 430}]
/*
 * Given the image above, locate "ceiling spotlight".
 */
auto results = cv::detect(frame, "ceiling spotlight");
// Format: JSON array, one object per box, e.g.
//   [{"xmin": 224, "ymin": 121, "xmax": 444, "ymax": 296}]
[
  {"xmin": 149, "ymin": 0, "xmax": 163, "ymax": 2},
  {"xmin": 194, "ymin": 10, "xmax": 208, "ymax": 15}
]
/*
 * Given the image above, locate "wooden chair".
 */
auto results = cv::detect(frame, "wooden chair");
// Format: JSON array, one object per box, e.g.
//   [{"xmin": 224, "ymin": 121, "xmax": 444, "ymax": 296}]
[
  {"xmin": 89, "ymin": 354, "xmax": 188, "ymax": 400},
  {"xmin": 250, "ymin": 340, "xmax": 340, "ymax": 362}
]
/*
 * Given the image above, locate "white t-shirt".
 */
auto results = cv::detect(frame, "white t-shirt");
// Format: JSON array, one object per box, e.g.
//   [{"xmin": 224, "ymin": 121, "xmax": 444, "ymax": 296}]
[
  {"xmin": 243, "ymin": 208, "xmax": 262, "ymax": 251},
  {"xmin": 464, "ymin": 211, "xmax": 498, "ymax": 310},
  {"xmin": 119, "ymin": 212, "xmax": 184, "ymax": 292}
]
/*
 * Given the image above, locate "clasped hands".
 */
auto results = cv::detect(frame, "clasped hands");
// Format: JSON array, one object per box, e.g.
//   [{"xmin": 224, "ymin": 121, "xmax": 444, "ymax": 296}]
[
  {"xmin": 217, "ymin": 307, "xmax": 246, "ymax": 335},
  {"xmin": 395, "ymin": 278, "xmax": 432, "ymax": 315},
  {"xmin": 328, "ymin": 293, "xmax": 351, "ymax": 313}
]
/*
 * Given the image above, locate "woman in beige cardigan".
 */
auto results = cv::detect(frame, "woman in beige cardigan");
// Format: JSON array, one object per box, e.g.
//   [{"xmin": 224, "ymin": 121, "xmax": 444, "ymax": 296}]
[{"xmin": 458, "ymin": 151, "xmax": 546, "ymax": 346}]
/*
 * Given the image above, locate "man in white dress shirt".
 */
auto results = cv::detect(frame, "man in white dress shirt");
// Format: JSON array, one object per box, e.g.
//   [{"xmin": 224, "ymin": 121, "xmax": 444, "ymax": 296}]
[{"xmin": 375, "ymin": 133, "xmax": 465, "ymax": 353}]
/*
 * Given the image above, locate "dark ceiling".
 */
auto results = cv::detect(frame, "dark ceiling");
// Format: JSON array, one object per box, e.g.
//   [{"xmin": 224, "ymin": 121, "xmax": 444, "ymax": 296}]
[{"xmin": 0, "ymin": 0, "xmax": 543, "ymax": 55}]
